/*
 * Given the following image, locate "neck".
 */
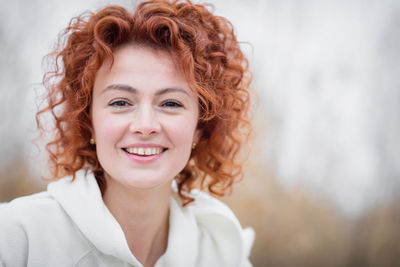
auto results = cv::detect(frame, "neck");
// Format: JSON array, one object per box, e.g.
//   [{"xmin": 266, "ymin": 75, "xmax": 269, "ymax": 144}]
[{"xmin": 102, "ymin": 177, "xmax": 171, "ymax": 267}]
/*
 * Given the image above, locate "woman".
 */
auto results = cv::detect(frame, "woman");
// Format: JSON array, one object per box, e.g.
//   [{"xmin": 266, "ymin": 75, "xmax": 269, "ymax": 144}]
[{"xmin": 0, "ymin": 0, "xmax": 254, "ymax": 266}]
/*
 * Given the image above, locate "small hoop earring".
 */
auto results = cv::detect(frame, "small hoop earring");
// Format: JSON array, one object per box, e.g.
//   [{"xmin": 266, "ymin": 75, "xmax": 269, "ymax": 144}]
[
  {"xmin": 90, "ymin": 138, "xmax": 95, "ymax": 145},
  {"xmin": 192, "ymin": 142, "xmax": 197, "ymax": 149}
]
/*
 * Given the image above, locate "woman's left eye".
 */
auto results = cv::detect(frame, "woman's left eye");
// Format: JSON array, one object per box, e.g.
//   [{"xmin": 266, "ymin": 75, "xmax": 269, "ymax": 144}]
[{"xmin": 161, "ymin": 100, "xmax": 183, "ymax": 108}]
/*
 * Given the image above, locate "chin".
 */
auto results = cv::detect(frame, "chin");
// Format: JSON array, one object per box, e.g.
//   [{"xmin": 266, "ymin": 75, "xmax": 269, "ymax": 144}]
[{"xmin": 117, "ymin": 173, "xmax": 174, "ymax": 191}]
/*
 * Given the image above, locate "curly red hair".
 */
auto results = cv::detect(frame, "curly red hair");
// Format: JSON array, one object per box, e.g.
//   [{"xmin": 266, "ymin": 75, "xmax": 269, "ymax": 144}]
[{"xmin": 37, "ymin": 0, "xmax": 251, "ymax": 205}]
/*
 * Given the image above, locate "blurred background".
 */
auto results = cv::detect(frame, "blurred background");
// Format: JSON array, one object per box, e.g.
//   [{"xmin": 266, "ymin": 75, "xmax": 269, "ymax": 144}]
[{"xmin": 1, "ymin": 0, "xmax": 399, "ymax": 266}]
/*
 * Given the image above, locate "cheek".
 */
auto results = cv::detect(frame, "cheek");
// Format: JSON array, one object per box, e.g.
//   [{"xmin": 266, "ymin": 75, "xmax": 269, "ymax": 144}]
[
  {"xmin": 164, "ymin": 115, "xmax": 198, "ymax": 147},
  {"xmin": 93, "ymin": 114, "xmax": 127, "ymax": 144}
]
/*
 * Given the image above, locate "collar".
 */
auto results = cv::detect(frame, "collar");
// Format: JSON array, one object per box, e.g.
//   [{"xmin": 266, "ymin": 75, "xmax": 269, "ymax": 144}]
[{"xmin": 47, "ymin": 169, "xmax": 253, "ymax": 267}]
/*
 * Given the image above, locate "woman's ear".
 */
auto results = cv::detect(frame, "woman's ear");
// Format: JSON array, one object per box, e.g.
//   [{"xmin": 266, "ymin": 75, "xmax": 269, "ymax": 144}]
[{"xmin": 194, "ymin": 128, "xmax": 202, "ymax": 143}]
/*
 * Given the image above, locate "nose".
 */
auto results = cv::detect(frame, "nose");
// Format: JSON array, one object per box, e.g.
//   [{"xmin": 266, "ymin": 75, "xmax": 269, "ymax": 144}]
[{"xmin": 129, "ymin": 104, "xmax": 161, "ymax": 137}]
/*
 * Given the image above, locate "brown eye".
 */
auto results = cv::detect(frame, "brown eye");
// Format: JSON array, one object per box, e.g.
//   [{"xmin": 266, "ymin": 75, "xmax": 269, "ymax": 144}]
[
  {"xmin": 161, "ymin": 100, "xmax": 183, "ymax": 108},
  {"xmin": 109, "ymin": 99, "xmax": 131, "ymax": 107}
]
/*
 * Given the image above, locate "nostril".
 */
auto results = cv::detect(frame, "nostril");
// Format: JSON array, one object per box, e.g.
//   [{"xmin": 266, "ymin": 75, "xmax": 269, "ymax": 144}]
[
  {"xmin": 132, "ymin": 127, "xmax": 159, "ymax": 136},
  {"xmin": 128, "ymin": 112, "xmax": 162, "ymax": 135}
]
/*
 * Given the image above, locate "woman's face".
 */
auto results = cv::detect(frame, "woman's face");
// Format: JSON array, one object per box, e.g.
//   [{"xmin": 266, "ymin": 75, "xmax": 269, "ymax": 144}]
[{"xmin": 91, "ymin": 45, "xmax": 200, "ymax": 191}]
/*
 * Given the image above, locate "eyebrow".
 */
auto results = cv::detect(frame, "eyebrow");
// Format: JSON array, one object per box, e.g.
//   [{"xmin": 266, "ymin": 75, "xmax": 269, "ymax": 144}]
[
  {"xmin": 101, "ymin": 84, "xmax": 137, "ymax": 94},
  {"xmin": 101, "ymin": 84, "xmax": 190, "ymax": 96}
]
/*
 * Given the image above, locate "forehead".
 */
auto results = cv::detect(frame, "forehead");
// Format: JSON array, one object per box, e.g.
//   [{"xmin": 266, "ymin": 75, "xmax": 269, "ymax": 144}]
[{"xmin": 93, "ymin": 45, "xmax": 187, "ymax": 91}]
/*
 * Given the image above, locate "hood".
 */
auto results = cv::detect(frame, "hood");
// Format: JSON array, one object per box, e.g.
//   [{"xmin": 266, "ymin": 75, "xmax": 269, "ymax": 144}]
[
  {"xmin": 47, "ymin": 169, "xmax": 141, "ymax": 266},
  {"xmin": 47, "ymin": 168, "xmax": 254, "ymax": 267}
]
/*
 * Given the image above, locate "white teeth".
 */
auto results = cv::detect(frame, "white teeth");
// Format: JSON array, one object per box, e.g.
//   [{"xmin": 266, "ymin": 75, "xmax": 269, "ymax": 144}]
[
  {"xmin": 145, "ymin": 148, "xmax": 151, "ymax": 155},
  {"xmin": 138, "ymin": 148, "xmax": 144, "ymax": 155},
  {"xmin": 125, "ymin": 147, "xmax": 163, "ymax": 156}
]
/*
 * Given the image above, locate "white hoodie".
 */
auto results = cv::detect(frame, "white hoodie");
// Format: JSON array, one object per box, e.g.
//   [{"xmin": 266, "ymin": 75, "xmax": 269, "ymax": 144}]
[{"xmin": 0, "ymin": 169, "xmax": 254, "ymax": 267}]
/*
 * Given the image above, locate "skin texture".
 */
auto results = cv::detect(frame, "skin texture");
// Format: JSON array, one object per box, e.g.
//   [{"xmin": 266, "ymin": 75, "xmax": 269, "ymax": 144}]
[{"xmin": 91, "ymin": 45, "xmax": 200, "ymax": 266}]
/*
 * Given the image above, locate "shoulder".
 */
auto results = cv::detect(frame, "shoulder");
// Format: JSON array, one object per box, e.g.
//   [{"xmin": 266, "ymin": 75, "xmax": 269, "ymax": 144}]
[
  {"xmin": 0, "ymin": 191, "xmax": 59, "ymax": 227},
  {"xmin": 191, "ymin": 190, "xmax": 255, "ymax": 254},
  {"xmin": 172, "ymin": 190, "xmax": 255, "ymax": 267},
  {"xmin": 190, "ymin": 189, "xmax": 242, "ymax": 222},
  {"xmin": 0, "ymin": 192, "xmax": 61, "ymax": 265},
  {"xmin": 0, "ymin": 187, "xmax": 95, "ymax": 266},
  {"xmin": 0, "ymin": 190, "xmax": 76, "ymax": 231},
  {"xmin": 0, "ymin": 191, "xmax": 73, "ymax": 239}
]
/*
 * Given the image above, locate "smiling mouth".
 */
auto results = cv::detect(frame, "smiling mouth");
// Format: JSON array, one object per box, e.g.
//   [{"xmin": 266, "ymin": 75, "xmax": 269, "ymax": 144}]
[{"xmin": 122, "ymin": 147, "xmax": 167, "ymax": 156}]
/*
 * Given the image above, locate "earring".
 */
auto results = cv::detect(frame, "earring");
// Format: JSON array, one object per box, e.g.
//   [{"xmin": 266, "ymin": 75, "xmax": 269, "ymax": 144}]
[
  {"xmin": 192, "ymin": 142, "xmax": 197, "ymax": 149},
  {"xmin": 90, "ymin": 138, "xmax": 95, "ymax": 145}
]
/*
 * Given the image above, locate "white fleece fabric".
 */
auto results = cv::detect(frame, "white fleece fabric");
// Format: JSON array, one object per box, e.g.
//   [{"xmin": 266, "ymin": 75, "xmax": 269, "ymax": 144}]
[{"xmin": 0, "ymin": 169, "xmax": 254, "ymax": 267}]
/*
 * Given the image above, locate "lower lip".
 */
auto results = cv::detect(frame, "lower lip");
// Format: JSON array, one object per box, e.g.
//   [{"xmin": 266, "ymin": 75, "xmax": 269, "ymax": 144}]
[{"xmin": 123, "ymin": 150, "xmax": 164, "ymax": 163}]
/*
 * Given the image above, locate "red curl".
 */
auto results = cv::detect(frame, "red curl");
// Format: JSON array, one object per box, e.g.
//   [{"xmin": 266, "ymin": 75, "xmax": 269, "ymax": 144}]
[{"xmin": 36, "ymin": 0, "xmax": 252, "ymax": 205}]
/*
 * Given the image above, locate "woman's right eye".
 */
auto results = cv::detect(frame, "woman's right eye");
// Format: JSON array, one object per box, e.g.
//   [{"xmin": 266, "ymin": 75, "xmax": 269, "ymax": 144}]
[{"xmin": 109, "ymin": 99, "xmax": 131, "ymax": 108}]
